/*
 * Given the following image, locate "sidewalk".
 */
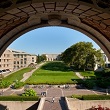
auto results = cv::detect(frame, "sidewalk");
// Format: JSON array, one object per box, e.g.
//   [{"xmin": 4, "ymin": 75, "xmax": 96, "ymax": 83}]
[{"xmin": 75, "ymin": 72, "xmax": 85, "ymax": 80}]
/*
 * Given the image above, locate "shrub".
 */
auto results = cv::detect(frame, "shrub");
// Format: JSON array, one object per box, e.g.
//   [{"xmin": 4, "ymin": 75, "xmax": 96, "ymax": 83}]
[
  {"xmin": 96, "ymin": 79, "xmax": 109, "ymax": 88},
  {"xmin": 71, "ymin": 95, "xmax": 110, "ymax": 100},
  {"xmin": 103, "ymin": 68, "xmax": 110, "ymax": 77},
  {"xmin": 88, "ymin": 105, "xmax": 110, "ymax": 110},
  {"xmin": 13, "ymin": 81, "xmax": 24, "ymax": 89},
  {"xmin": 0, "ymin": 96, "xmax": 39, "ymax": 101},
  {"xmin": 22, "ymin": 88, "xmax": 37, "ymax": 96},
  {"xmin": 71, "ymin": 95, "xmax": 82, "ymax": 100},
  {"xmin": 83, "ymin": 80, "xmax": 95, "ymax": 89},
  {"xmin": 82, "ymin": 95, "xmax": 110, "ymax": 100},
  {"xmin": 95, "ymin": 68, "xmax": 110, "ymax": 78},
  {"xmin": 0, "ymin": 81, "xmax": 10, "ymax": 88}
]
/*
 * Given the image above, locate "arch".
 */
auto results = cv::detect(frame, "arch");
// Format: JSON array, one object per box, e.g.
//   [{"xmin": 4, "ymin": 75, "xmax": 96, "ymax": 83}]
[{"xmin": 0, "ymin": 0, "xmax": 110, "ymax": 60}]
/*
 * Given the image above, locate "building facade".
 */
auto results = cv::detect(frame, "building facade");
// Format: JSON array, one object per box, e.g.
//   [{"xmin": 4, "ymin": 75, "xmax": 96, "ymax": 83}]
[
  {"xmin": 101, "ymin": 50, "xmax": 110, "ymax": 68},
  {"xmin": 94, "ymin": 49, "xmax": 110, "ymax": 70},
  {"xmin": 0, "ymin": 49, "xmax": 37, "ymax": 71},
  {"xmin": 45, "ymin": 54, "xmax": 60, "ymax": 61},
  {"xmin": 0, "ymin": 49, "xmax": 14, "ymax": 71}
]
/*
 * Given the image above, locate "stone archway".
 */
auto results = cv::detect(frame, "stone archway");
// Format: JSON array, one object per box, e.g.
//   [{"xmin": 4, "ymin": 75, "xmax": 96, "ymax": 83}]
[{"xmin": 0, "ymin": 0, "xmax": 110, "ymax": 60}]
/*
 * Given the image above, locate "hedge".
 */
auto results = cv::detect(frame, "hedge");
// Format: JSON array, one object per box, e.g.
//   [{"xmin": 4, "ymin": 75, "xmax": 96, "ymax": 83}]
[
  {"xmin": 71, "ymin": 95, "xmax": 83, "ymax": 100},
  {"xmin": 0, "ymin": 96, "xmax": 39, "ymax": 101},
  {"xmin": 82, "ymin": 95, "xmax": 110, "ymax": 100},
  {"xmin": 72, "ymin": 95, "xmax": 110, "ymax": 100}
]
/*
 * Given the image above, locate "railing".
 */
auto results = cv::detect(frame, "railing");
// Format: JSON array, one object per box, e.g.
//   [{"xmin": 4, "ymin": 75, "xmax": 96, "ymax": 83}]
[{"xmin": 37, "ymin": 97, "xmax": 45, "ymax": 110}]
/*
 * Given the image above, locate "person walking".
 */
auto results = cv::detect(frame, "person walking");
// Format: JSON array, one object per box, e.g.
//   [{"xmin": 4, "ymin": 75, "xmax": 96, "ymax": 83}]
[{"xmin": 52, "ymin": 97, "xmax": 55, "ymax": 103}]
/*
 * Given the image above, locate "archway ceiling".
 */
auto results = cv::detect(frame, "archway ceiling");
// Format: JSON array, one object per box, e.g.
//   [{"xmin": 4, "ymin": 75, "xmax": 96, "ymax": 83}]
[{"xmin": 0, "ymin": 0, "xmax": 110, "ymax": 57}]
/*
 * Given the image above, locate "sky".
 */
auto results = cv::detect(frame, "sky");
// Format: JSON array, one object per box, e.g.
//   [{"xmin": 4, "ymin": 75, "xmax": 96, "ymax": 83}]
[{"xmin": 8, "ymin": 26, "xmax": 100, "ymax": 55}]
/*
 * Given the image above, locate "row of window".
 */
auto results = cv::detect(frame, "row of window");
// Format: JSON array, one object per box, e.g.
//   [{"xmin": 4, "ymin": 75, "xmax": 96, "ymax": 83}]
[
  {"xmin": 14, "ymin": 54, "xmax": 27, "ymax": 58},
  {"xmin": 14, "ymin": 61, "xmax": 27, "ymax": 64},
  {"xmin": 0, "ymin": 64, "xmax": 9, "ymax": 67},
  {"xmin": 3, "ymin": 54, "xmax": 10, "ymax": 57},
  {"xmin": 14, "ymin": 65, "xmax": 26, "ymax": 69},
  {"xmin": 0, "ymin": 59, "xmax": 10, "ymax": 62}
]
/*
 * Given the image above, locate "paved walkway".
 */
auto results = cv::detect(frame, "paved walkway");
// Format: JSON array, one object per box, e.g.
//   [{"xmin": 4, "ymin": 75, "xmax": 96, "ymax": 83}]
[
  {"xmin": 42, "ymin": 97, "xmax": 67, "ymax": 110},
  {"xmin": 42, "ymin": 88, "xmax": 67, "ymax": 110},
  {"xmin": 75, "ymin": 72, "xmax": 85, "ymax": 80},
  {"xmin": 0, "ymin": 84, "xmax": 108, "ymax": 110}
]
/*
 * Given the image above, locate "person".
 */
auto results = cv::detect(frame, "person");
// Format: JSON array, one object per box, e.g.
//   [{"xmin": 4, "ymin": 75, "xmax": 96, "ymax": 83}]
[
  {"xmin": 52, "ymin": 97, "xmax": 55, "ymax": 103},
  {"xmin": 2, "ymin": 89, "xmax": 4, "ymax": 95}
]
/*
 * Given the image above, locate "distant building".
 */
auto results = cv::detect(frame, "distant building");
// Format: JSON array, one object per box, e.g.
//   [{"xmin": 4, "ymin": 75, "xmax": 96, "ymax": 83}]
[
  {"xmin": 0, "ymin": 49, "xmax": 14, "ymax": 71},
  {"xmin": 101, "ymin": 50, "xmax": 110, "ymax": 68},
  {"xmin": 0, "ymin": 49, "xmax": 37, "ymax": 71},
  {"xmin": 12, "ymin": 50, "xmax": 37, "ymax": 70},
  {"xmin": 94, "ymin": 49, "xmax": 110, "ymax": 70},
  {"xmin": 45, "ymin": 54, "xmax": 60, "ymax": 61}
]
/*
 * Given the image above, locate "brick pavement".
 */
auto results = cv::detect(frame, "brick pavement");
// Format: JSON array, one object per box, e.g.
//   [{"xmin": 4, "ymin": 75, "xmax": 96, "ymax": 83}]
[
  {"xmin": 0, "ymin": 84, "xmax": 108, "ymax": 110},
  {"xmin": 0, "ymin": 84, "xmax": 108, "ymax": 96}
]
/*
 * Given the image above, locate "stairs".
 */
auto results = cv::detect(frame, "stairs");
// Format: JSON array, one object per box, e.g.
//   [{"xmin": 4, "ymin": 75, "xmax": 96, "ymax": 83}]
[{"xmin": 42, "ymin": 97, "xmax": 68, "ymax": 110}]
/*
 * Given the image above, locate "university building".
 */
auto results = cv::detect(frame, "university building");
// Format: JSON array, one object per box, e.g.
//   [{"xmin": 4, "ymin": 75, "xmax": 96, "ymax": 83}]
[
  {"xmin": 0, "ymin": 49, "xmax": 37, "ymax": 71},
  {"xmin": 101, "ymin": 50, "xmax": 110, "ymax": 68},
  {"xmin": 45, "ymin": 54, "xmax": 60, "ymax": 61}
]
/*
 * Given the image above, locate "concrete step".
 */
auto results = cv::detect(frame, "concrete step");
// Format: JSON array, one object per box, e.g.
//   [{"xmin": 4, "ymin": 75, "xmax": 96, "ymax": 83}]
[{"xmin": 42, "ymin": 97, "xmax": 68, "ymax": 110}]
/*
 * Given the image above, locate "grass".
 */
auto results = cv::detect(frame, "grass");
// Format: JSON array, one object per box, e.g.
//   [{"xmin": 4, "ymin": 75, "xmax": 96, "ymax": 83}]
[
  {"xmin": 2, "ymin": 67, "xmax": 34, "ymax": 84},
  {"xmin": 80, "ymin": 71, "xmax": 95, "ymax": 77},
  {"xmin": 25, "ymin": 61, "xmax": 80, "ymax": 85}
]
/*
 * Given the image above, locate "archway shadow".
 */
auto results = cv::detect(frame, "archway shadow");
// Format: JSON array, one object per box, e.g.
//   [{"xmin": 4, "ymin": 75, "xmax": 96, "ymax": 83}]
[
  {"xmin": 26, "ymin": 101, "xmax": 40, "ymax": 110},
  {"xmin": 0, "ymin": 104, "xmax": 7, "ymax": 110},
  {"xmin": 59, "ymin": 97, "xmax": 68, "ymax": 110}
]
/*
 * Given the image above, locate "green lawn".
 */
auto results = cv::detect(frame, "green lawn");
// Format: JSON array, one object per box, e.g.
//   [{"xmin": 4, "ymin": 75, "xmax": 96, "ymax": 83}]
[
  {"xmin": 25, "ymin": 62, "xmax": 80, "ymax": 85},
  {"xmin": 80, "ymin": 71, "xmax": 95, "ymax": 77},
  {"xmin": 2, "ymin": 67, "xmax": 34, "ymax": 84}
]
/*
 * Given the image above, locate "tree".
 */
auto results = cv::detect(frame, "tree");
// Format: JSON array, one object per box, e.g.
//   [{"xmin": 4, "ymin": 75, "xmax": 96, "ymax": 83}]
[
  {"xmin": 61, "ymin": 42, "xmax": 104, "ymax": 71},
  {"xmin": 41, "ymin": 54, "xmax": 46, "ymax": 61},
  {"xmin": 37, "ymin": 54, "xmax": 46, "ymax": 63},
  {"xmin": 37, "ymin": 54, "xmax": 41, "ymax": 63}
]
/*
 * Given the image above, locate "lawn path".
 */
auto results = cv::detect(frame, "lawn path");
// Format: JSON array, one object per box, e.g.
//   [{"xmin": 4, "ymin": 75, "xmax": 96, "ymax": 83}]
[
  {"xmin": 20, "ymin": 62, "xmax": 45, "ymax": 82},
  {"xmin": 75, "ymin": 72, "xmax": 85, "ymax": 80}
]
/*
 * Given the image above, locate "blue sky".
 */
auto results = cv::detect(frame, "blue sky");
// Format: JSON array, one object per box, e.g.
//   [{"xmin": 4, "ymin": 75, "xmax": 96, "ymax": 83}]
[{"xmin": 8, "ymin": 26, "xmax": 100, "ymax": 55}]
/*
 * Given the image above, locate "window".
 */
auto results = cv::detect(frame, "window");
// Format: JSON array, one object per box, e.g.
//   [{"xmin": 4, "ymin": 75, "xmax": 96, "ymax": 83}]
[
  {"xmin": 17, "ymin": 61, "xmax": 19, "ymax": 64},
  {"xmin": 14, "ymin": 61, "xmax": 16, "ymax": 64},
  {"xmin": 17, "ymin": 55, "xmax": 19, "ymax": 58},
  {"xmin": 24, "ymin": 61, "xmax": 26, "ymax": 64},
  {"xmin": 24, "ymin": 58, "xmax": 27, "ymax": 60},
  {"xmin": 7, "ymin": 54, "xmax": 10, "ymax": 57}
]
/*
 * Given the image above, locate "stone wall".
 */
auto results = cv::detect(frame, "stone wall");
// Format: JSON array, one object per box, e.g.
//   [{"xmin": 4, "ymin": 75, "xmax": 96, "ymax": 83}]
[
  {"xmin": 68, "ymin": 98, "xmax": 110, "ymax": 110},
  {"xmin": 0, "ymin": 101, "xmax": 38, "ymax": 110}
]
